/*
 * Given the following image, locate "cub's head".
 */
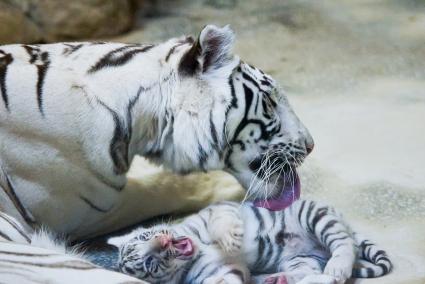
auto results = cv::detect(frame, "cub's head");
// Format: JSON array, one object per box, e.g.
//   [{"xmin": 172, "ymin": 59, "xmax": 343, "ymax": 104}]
[
  {"xmin": 161, "ymin": 25, "xmax": 314, "ymax": 209},
  {"xmin": 108, "ymin": 225, "xmax": 196, "ymax": 282}
]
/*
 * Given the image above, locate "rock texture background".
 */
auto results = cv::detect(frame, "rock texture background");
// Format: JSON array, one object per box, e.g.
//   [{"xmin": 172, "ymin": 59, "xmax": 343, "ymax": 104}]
[{"xmin": 0, "ymin": 0, "xmax": 140, "ymax": 43}]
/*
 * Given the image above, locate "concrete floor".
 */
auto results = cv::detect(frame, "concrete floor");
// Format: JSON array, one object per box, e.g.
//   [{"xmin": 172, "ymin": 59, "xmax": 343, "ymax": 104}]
[{"xmin": 113, "ymin": 0, "xmax": 425, "ymax": 283}]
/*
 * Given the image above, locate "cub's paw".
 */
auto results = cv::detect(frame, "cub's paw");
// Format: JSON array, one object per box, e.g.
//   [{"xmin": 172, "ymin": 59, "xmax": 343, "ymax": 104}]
[
  {"xmin": 203, "ymin": 276, "xmax": 227, "ymax": 284},
  {"xmin": 263, "ymin": 273, "xmax": 296, "ymax": 284},
  {"xmin": 212, "ymin": 218, "xmax": 244, "ymax": 255},
  {"xmin": 324, "ymin": 255, "xmax": 353, "ymax": 283}
]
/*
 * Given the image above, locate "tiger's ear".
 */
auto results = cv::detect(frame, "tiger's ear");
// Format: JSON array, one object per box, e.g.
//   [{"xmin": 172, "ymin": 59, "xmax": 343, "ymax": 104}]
[
  {"xmin": 107, "ymin": 232, "xmax": 136, "ymax": 247},
  {"xmin": 179, "ymin": 25, "xmax": 237, "ymax": 76}
]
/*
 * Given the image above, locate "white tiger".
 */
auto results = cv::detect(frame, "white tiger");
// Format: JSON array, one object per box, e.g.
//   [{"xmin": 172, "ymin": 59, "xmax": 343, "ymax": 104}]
[{"xmin": 0, "ymin": 25, "xmax": 314, "ymax": 282}]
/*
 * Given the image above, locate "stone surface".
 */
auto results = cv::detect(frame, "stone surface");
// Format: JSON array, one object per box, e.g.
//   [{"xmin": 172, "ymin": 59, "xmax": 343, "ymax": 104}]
[
  {"xmin": 0, "ymin": 0, "xmax": 138, "ymax": 44},
  {"xmin": 113, "ymin": 0, "xmax": 425, "ymax": 283},
  {"xmin": 0, "ymin": 2, "xmax": 42, "ymax": 43}
]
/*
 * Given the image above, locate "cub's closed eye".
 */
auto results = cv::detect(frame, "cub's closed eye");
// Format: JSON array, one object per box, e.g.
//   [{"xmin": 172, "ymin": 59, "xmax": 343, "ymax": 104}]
[{"xmin": 139, "ymin": 233, "xmax": 153, "ymax": 241}]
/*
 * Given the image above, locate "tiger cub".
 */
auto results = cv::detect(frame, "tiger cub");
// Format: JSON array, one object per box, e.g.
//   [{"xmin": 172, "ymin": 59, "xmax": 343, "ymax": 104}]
[{"xmin": 108, "ymin": 200, "xmax": 392, "ymax": 284}]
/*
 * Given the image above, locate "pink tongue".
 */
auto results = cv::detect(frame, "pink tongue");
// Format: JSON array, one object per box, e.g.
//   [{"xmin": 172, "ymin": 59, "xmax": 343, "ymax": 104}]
[
  {"xmin": 254, "ymin": 171, "xmax": 301, "ymax": 211},
  {"xmin": 173, "ymin": 238, "xmax": 193, "ymax": 257}
]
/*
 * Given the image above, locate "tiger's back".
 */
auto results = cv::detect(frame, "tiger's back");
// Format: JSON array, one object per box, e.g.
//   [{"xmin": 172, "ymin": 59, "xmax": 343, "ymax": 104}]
[{"xmin": 0, "ymin": 40, "xmax": 180, "ymax": 235}]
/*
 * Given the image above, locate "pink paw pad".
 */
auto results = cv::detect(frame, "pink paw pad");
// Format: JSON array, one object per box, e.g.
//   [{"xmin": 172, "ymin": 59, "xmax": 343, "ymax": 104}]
[{"xmin": 264, "ymin": 275, "xmax": 288, "ymax": 284}]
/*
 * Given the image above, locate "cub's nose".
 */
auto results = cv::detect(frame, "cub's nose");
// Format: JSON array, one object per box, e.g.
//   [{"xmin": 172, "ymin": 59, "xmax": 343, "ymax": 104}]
[{"xmin": 156, "ymin": 234, "xmax": 172, "ymax": 248}]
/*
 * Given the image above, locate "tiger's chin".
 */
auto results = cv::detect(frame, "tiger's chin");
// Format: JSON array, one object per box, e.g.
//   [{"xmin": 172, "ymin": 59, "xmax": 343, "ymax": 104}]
[{"xmin": 253, "ymin": 168, "xmax": 301, "ymax": 211}]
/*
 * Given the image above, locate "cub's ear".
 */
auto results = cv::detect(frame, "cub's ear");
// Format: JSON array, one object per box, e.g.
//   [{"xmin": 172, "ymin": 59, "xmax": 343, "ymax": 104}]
[
  {"xmin": 107, "ymin": 232, "xmax": 135, "ymax": 247},
  {"xmin": 179, "ymin": 25, "xmax": 237, "ymax": 76}
]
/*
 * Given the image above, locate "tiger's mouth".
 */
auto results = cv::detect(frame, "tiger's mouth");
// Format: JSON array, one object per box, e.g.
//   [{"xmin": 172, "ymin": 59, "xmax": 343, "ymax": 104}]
[
  {"xmin": 172, "ymin": 237, "xmax": 195, "ymax": 260},
  {"xmin": 254, "ymin": 167, "xmax": 301, "ymax": 211}
]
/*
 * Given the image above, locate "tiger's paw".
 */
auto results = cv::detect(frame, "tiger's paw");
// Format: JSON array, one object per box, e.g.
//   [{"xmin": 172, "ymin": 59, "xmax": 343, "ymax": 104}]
[
  {"xmin": 324, "ymin": 255, "xmax": 353, "ymax": 283},
  {"xmin": 212, "ymin": 218, "xmax": 244, "ymax": 255}
]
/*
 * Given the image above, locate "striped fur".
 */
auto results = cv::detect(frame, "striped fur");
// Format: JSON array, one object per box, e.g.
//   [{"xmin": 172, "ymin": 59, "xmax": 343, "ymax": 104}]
[{"xmin": 110, "ymin": 200, "xmax": 392, "ymax": 284}]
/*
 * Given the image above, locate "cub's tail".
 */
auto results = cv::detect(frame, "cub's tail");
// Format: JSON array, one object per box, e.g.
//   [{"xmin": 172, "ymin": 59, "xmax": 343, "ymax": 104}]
[{"xmin": 352, "ymin": 234, "xmax": 392, "ymax": 278}]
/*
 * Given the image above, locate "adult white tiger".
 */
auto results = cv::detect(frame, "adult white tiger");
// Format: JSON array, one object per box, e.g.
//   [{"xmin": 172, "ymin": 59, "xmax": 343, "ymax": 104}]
[{"xmin": 0, "ymin": 25, "xmax": 313, "ymax": 282}]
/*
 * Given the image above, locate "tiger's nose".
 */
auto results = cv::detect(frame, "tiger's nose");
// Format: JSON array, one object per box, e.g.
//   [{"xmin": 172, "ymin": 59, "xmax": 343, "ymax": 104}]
[
  {"xmin": 304, "ymin": 132, "xmax": 315, "ymax": 155},
  {"xmin": 306, "ymin": 139, "xmax": 314, "ymax": 154}
]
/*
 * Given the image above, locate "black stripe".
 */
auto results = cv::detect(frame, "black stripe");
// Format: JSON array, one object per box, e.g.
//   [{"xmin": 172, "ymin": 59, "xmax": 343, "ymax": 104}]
[
  {"xmin": 305, "ymin": 201, "xmax": 316, "ymax": 233},
  {"xmin": 22, "ymin": 45, "xmax": 50, "ymax": 117},
  {"xmin": 378, "ymin": 263, "xmax": 389, "ymax": 274},
  {"xmin": 0, "ymin": 259, "xmax": 95, "ymax": 270},
  {"xmin": 287, "ymin": 260, "xmax": 306, "ymax": 270},
  {"xmin": 250, "ymin": 206, "xmax": 265, "ymax": 231},
  {"xmin": 311, "ymin": 207, "xmax": 328, "ymax": 233},
  {"xmin": 0, "ymin": 50, "xmax": 13, "ymax": 111},
  {"xmin": 2, "ymin": 175, "xmax": 36, "ymax": 227},
  {"xmin": 366, "ymin": 267, "xmax": 375, "ymax": 277},
  {"xmin": 165, "ymin": 41, "xmax": 188, "ymax": 62},
  {"xmin": 88, "ymin": 45, "xmax": 154, "ymax": 73},
  {"xmin": 209, "ymin": 110, "xmax": 220, "ymax": 153},
  {"xmin": 242, "ymin": 72, "xmax": 261, "ymax": 89},
  {"xmin": 371, "ymin": 250, "xmax": 385, "ymax": 263},
  {"xmin": 227, "ymin": 269, "xmax": 245, "ymax": 282},
  {"xmin": 298, "ymin": 200, "xmax": 306, "ymax": 223},
  {"xmin": 198, "ymin": 142, "xmax": 208, "ymax": 171},
  {"xmin": 260, "ymin": 235, "xmax": 273, "ymax": 269},
  {"xmin": 323, "ymin": 229, "xmax": 342, "ymax": 246},
  {"xmin": 63, "ymin": 43, "xmax": 84, "ymax": 55},
  {"xmin": 0, "ymin": 250, "xmax": 56, "ymax": 257},
  {"xmin": 320, "ymin": 220, "xmax": 338, "ymax": 243},
  {"xmin": 0, "ymin": 213, "xmax": 30, "ymax": 243},
  {"xmin": 97, "ymin": 100, "xmax": 130, "ymax": 175},
  {"xmin": 36, "ymin": 52, "xmax": 50, "ymax": 116},
  {"xmin": 254, "ymin": 236, "xmax": 266, "ymax": 270},
  {"xmin": 327, "ymin": 235, "xmax": 349, "ymax": 248},
  {"xmin": 79, "ymin": 195, "xmax": 110, "ymax": 213},
  {"xmin": 192, "ymin": 260, "xmax": 212, "ymax": 282},
  {"xmin": 0, "ymin": 231, "xmax": 12, "ymax": 241},
  {"xmin": 223, "ymin": 75, "xmax": 239, "ymax": 170}
]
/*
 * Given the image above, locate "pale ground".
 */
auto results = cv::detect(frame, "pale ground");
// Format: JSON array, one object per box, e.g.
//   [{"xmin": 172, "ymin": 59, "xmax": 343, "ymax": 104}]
[{"xmin": 113, "ymin": 0, "xmax": 425, "ymax": 283}]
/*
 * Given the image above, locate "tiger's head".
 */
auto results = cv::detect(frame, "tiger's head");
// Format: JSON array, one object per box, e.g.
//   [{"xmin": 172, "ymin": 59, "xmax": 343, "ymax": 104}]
[
  {"xmin": 157, "ymin": 25, "xmax": 314, "ymax": 210},
  {"xmin": 108, "ymin": 225, "xmax": 197, "ymax": 282}
]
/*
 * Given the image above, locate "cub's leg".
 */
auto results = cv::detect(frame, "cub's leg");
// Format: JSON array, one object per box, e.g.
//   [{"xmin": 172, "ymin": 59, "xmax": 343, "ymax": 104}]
[
  {"xmin": 207, "ymin": 202, "xmax": 244, "ymax": 255},
  {"xmin": 296, "ymin": 200, "xmax": 357, "ymax": 283},
  {"xmin": 257, "ymin": 256, "xmax": 335, "ymax": 284},
  {"xmin": 188, "ymin": 253, "xmax": 249, "ymax": 284}
]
